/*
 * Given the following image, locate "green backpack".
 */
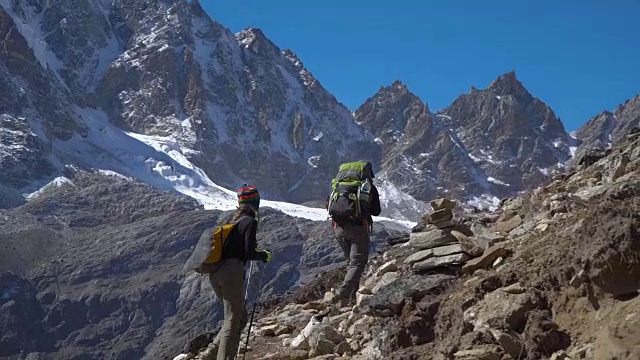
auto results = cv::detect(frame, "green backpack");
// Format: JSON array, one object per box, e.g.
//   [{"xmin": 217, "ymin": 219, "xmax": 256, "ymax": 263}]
[{"xmin": 327, "ymin": 161, "xmax": 374, "ymax": 223}]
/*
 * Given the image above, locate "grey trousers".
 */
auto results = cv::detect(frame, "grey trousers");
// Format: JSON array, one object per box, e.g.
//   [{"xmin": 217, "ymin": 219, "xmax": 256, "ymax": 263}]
[
  {"xmin": 208, "ymin": 259, "xmax": 248, "ymax": 360},
  {"xmin": 334, "ymin": 223, "xmax": 370, "ymax": 300}
]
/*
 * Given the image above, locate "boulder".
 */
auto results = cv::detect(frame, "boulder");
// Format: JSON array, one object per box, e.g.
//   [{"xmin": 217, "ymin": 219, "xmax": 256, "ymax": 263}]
[
  {"xmin": 502, "ymin": 198, "xmax": 524, "ymax": 212},
  {"xmin": 462, "ymin": 245, "xmax": 509, "ymax": 274},
  {"xmin": 435, "ymin": 219, "xmax": 459, "ymax": 229},
  {"xmin": 451, "ymin": 230, "xmax": 484, "ymax": 257},
  {"xmin": 404, "ymin": 244, "xmax": 465, "ymax": 265},
  {"xmin": 453, "ymin": 345, "xmax": 503, "ymax": 360},
  {"xmin": 493, "ymin": 215, "xmax": 523, "ymax": 233},
  {"xmin": 383, "ymin": 245, "xmax": 416, "ymax": 263},
  {"xmin": 275, "ymin": 324, "xmax": 295, "ymax": 336},
  {"xmin": 464, "ymin": 289, "xmax": 540, "ymax": 332},
  {"xmin": 371, "ymin": 272, "xmax": 400, "ymax": 294},
  {"xmin": 307, "ymin": 323, "xmax": 345, "ymax": 349},
  {"xmin": 334, "ymin": 341, "xmax": 351, "ymax": 355},
  {"xmin": 425, "ymin": 208, "xmax": 454, "ymax": 224},
  {"xmin": 367, "ymin": 274, "xmax": 455, "ymax": 316},
  {"xmin": 388, "ymin": 233, "xmax": 411, "ymax": 245},
  {"xmin": 499, "ymin": 282, "xmax": 526, "ymax": 294},
  {"xmin": 260, "ymin": 324, "xmax": 280, "ymax": 337},
  {"xmin": 404, "ymin": 249, "xmax": 437, "ymax": 265},
  {"xmin": 309, "ymin": 338, "xmax": 336, "ymax": 357},
  {"xmin": 409, "ymin": 229, "xmax": 458, "ymax": 250},
  {"xmin": 489, "ymin": 328, "xmax": 524, "ymax": 359},
  {"xmin": 356, "ymin": 293, "xmax": 372, "ymax": 309},
  {"xmin": 605, "ymin": 153, "xmax": 630, "ymax": 182},
  {"xmin": 374, "ymin": 260, "xmax": 398, "ymax": 278},
  {"xmin": 291, "ymin": 318, "xmax": 321, "ymax": 350},
  {"xmin": 430, "ymin": 198, "xmax": 457, "ymax": 211},
  {"xmin": 412, "ymin": 253, "xmax": 470, "ymax": 272},
  {"xmin": 302, "ymin": 302, "xmax": 325, "ymax": 311},
  {"xmin": 469, "ymin": 222, "xmax": 505, "ymax": 248}
]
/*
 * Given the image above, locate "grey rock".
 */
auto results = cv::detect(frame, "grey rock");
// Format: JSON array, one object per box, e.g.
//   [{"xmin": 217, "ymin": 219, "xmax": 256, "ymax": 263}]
[
  {"xmin": 451, "ymin": 230, "xmax": 484, "ymax": 257},
  {"xmin": 409, "ymin": 229, "xmax": 458, "ymax": 250},
  {"xmin": 412, "ymin": 253, "xmax": 470, "ymax": 272},
  {"xmin": 464, "ymin": 289, "xmax": 540, "ymax": 332},
  {"xmin": 307, "ymin": 323, "xmax": 345, "ymax": 347},
  {"xmin": 493, "ymin": 215, "xmax": 523, "ymax": 233},
  {"xmin": 469, "ymin": 222, "xmax": 505, "ymax": 248},
  {"xmin": 371, "ymin": 272, "xmax": 400, "ymax": 294},
  {"xmin": 424, "ymin": 208, "xmax": 454, "ymax": 224},
  {"xmin": 310, "ymin": 338, "xmax": 336, "ymax": 357},
  {"xmin": 453, "ymin": 345, "xmax": 503, "ymax": 360},
  {"xmin": 366, "ymin": 274, "xmax": 455, "ymax": 316},
  {"xmin": 334, "ymin": 341, "xmax": 351, "ymax": 355},
  {"xmin": 462, "ymin": 245, "xmax": 509, "ymax": 274},
  {"xmin": 403, "ymin": 243, "xmax": 464, "ymax": 265},
  {"xmin": 430, "ymin": 198, "xmax": 457, "ymax": 211}
]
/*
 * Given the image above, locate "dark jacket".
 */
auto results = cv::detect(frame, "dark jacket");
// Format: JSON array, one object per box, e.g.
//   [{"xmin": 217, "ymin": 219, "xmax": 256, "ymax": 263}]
[
  {"xmin": 365, "ymin": 184, "xmax": 382, "ymax": 223},
  {"xmin": 326, "ymin": 183, "xmax": 382, "ymax": 226},
  {"xmin": 221, "ymin": 215, "xmax": 268, "ymax": 262}
]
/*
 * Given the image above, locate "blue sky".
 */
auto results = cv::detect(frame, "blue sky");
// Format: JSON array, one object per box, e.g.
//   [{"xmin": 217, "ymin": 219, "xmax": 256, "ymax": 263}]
[{"xmin": 201, "ymin": 0, "xmax": 640, "ymax": 131}]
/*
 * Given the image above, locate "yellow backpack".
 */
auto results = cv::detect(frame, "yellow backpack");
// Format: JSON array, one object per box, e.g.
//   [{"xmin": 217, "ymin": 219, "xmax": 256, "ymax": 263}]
[
  {"xmin": 184, "ymin": 222, "xmax": 238, "ymax": 274},
  {"xmin": 203, "ymin": 223, "xmax": 236, "ymax": 264}
]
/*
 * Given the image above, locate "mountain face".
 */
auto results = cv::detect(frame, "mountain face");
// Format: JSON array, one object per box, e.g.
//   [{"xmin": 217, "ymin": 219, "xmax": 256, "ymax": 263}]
[
  {"xmin": 441, "ymin": 72, "xmax": 576, "ymax": 190},
  {"xmin": 0, "ymin": 0, "xmax": 375, "ymax": 206},
  {"xmin": 355, "ymin": 73, "xmax": 576, "ymax": 209},
  {"xmin": 1, "ymin": 1, "xmax": 639, "ymax": 360},
  {"xmin": 2, "ymin": 0, "xmax": 634, "ymax": 219},
  {"xmin": 574, "ymin": 95, "xmax": 640, "ymax": 156}
]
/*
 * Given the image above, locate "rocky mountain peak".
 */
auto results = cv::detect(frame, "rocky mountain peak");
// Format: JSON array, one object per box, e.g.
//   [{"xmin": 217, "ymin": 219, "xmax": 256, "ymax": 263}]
[
  {"xmin": 355, "ymin": 81, "xmax": 429, "ymax": 143},
  {"xmin": 438, "ymin": 71, "xmax": 572, "ymax": 194},
  {"xmin": 236, "ymin": 27, "xmax": 281, "ymax": 57},
  {"xmin": 487, "ymin": 70, "xmax": 530, "ymax": 98},
  {"xmin": 574, "ymin": 93, "xmax": 640, "ymax": 155},
  {"xmin": 390, "ymin": 79, "xmax": 408, "ymax": 90},
  {"xmin": 615, "ymin": 94, "xmax": 640, "ymax": 117},
  {"xmin": 283, "ymin": 49, "xmax": 304, "ymax": 70},
  {"xmin": 188, "ymin": 0, "xmax": 207, "ymax": 16}
]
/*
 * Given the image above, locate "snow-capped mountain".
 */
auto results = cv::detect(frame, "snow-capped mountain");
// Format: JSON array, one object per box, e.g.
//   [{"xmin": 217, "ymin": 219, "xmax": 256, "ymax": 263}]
[
  {"xmin": 0, "ymin": 0, "xmax": 378, "ymax": 209},
  {"xmin": 1, "ymin": 0, "xmax": 637, "ymax": 222},
  {"xmin": 354, "ymin": 73, "xmax": 579, "ymax": 210}
]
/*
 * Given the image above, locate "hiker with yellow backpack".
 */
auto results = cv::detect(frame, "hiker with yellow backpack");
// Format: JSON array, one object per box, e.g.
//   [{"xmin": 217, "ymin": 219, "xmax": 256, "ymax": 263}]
[
  {"xmin": 185, "ymin": 184, "xmax": 271, "ymax": 360},
  {"xmin": 326, "ymin": 161, "xmax": 381, "ymax": 307}
]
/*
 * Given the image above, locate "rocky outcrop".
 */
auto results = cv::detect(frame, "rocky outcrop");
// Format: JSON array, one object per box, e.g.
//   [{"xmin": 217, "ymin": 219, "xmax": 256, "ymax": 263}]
[
  {"xmin": 0, "ymin": 272, "xmax": 49, "ymax": 356},
  {"xmin": 178, "ymin": 128, "xmax": 640, "ymax": 360},
  {"xmin": 440, "ymin": 71, "xmax": 574, "ymax": 192},
  {"xmin": 574, "ymin": 95, "xmax": 640, "ymax": 158}
]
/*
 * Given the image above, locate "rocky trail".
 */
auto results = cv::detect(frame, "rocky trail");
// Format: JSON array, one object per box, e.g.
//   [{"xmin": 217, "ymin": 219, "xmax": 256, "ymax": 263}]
[{"xmin": 174, "ymin": 129, "xmax": 640, "ymax": 360}]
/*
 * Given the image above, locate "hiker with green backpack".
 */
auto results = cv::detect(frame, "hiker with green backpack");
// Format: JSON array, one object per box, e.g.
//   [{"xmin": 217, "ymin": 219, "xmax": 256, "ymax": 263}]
[
  {"xmin": 326, "ymin": 161, "xmax": 381, "ymax": 306},
  {"xmin": 184, "ymin": 184, "xmax": 272, "ymax": 360}
]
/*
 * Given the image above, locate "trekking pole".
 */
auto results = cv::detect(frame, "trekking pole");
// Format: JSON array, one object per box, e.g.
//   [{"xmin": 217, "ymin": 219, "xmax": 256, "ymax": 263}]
[
  {"xmin": 244, "ymin": 261, "xmax": 254, "ymax": 302},
  {"xmin": 242, "ymin": 262, "xmax": 267, "ymax": 360}
]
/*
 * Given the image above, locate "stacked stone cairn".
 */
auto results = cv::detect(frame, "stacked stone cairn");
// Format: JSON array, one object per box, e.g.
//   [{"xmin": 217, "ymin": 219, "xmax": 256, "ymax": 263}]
[{"xmin": 386, "ymin": 198, "xmax": 509, "ymax": 276}]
